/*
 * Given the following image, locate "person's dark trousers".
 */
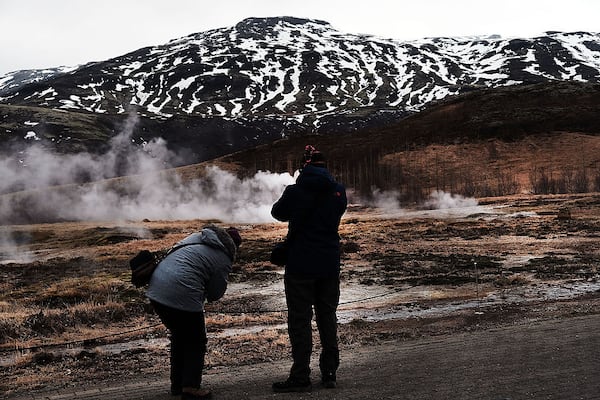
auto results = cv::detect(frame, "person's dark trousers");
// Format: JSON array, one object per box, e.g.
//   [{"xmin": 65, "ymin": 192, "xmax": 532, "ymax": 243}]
[
  {"xmin": 151, "ymin": 300, "xmax": 207, "ymax": 392},
  {"xmin": 284, "ymin": 274, "xmax": 340, "ymax": 382}
]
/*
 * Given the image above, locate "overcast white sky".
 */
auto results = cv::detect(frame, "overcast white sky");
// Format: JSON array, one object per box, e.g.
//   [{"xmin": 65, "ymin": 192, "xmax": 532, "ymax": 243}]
[{"xmin": 1, "ymin": 0, "xmax": 599, "ymax": 76}]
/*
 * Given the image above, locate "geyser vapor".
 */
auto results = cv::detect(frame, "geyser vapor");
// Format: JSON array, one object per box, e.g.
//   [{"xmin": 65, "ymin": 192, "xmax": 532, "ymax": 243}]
[
  {"xmin": 0, "ymin": 227, "xmax": 32, "ymax": 264},
  {"xmin": 0, "ymin": 111, "xmax": 477, "ymax": 225},
  {"xmin": 424, "ymin": 190, "xmax": 478, "ymax": 209},
  {"xmin": 15, "ymin": 166, "xmax": 295, "ymax": 223},
  {"xmin": 0, "ymin": 114, "xmax": 177, "ymax": 194},
  {"xmin": 363, "ymin": 189, "xmax": 478, "ymax": 213},
  {"xmin": 0, "ymin": 115, "xmax": 295, "ymax": 224}
]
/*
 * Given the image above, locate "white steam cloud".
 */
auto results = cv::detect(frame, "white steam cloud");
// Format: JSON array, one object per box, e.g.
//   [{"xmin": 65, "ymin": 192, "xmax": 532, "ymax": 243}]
[
  {"xmin": 423, "ymin": 190, "xmax": 478, "ymax": 209},
  {"xmin": 0, "ymin": 111, "xmax": 479, "ymax": 226},
  {"xmin": 363, "ymin": 189, "xmax": 478, "ymax": 213},
  {"xmin": 19, "ymin": 166, "xmax": 295, "ymax": 223},
  {"xmin": 0, "ymin": 227, "xmax": 33, "ymax": 264},
  {"xmin": 0, "ymin": 114, "xmax": 296, "ymax": 224},
  {"xmin": 70, "ymin": 166, "xmax": 295, "ymax": 222},
  {"xmin": 368, "ymin": 189, "xmax": 403, "ymax": 210}
]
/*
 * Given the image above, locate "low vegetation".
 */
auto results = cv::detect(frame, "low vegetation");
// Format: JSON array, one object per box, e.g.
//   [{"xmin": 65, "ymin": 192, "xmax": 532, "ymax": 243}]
[{"xmin": 1, "ymin": 193, "xmax": 599, "ymax": 396}]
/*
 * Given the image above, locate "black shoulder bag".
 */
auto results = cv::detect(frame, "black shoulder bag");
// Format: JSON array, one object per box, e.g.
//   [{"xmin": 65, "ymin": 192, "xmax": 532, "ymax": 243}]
[{"xmin": 129, "ymin": 242, "xmax": 198, "ymax": 287}]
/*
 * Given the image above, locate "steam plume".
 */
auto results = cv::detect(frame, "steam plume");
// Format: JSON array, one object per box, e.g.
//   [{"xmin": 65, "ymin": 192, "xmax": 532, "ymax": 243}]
[
  {"xmin": 0, "ymin": 111, "xmax": 478, "ymax": 225},
  {"xmin": 0, "ymin": 114, "xmax": 295, "ymax": 224},
  {"xmin": 424, "ymin": 190, "xmax": 478, "ymax": 209},
  {"xmin": 363, "ymin": 189, "xmax": 478, "ymax": 213},
  {"xmin": 0, "ymin": 227, "xmax": 32, "ymax": 264}
]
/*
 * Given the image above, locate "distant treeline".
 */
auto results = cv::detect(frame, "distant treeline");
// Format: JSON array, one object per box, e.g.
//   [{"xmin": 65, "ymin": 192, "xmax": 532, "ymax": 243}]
[
  {"xmin": 243, "ymin": 146, "xmax": 600, "ymax": 204},
  {"xmin": 329, "ymin": 159, "xmax": 600, "ymax": 203}
]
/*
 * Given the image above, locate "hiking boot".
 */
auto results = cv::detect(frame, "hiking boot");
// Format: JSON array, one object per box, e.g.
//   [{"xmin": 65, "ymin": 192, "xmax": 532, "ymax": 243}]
[
  {"xmin": 321, "ymin": 372, "xmax": 337, "ymax": 389},
  {"xmin": 272, "ymin": 378, "xmax": 312, "ymax": 393},
  {"xmin": 170, "ymin": 384, "xmax": 182, "ymax": 396},
  {"xmin": 181, "ymin": 388, "xmax": 212, "ymax": 400}
]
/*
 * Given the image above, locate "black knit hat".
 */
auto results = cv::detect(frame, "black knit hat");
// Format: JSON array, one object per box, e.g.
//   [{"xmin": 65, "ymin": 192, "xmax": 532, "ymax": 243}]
[
  {"xmin": 309, "ymin": 151, "xmax": 326, "ymax": 167},
  {"xmin": 302, "ymin": 145, "xmax": 326, "ymax": 167},
  {"xmin": 226, "ymin": 227, "xmax": 242, "ymax": 248}
]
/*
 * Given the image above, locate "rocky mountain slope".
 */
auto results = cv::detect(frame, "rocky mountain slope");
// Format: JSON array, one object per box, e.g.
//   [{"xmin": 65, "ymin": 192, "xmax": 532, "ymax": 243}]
[{"xmin": 1, "ymin": 17, "xmax": 599, "ymax": 165}]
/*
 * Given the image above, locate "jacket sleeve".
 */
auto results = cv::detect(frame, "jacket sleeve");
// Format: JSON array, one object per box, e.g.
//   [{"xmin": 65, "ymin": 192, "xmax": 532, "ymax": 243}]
[
  {"xmin": 271, "ymin": 185, "xmax": 295, "ymax": 222},
  {"xmin": 205, "ymin": 263, "xmax": 230, "ymax": 302}
]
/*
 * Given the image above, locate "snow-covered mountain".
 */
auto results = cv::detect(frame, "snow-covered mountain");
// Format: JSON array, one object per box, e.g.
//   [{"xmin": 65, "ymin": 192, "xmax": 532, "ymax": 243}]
[{"xmin": 1, "ymin": 17, "xmax": 600, "ymax": 160}]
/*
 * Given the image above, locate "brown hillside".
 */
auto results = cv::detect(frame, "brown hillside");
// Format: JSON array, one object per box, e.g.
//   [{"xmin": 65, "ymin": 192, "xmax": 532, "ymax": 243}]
[{"xmin": 213, "ymin": 81, "xmax": 600, "ymax": 200}]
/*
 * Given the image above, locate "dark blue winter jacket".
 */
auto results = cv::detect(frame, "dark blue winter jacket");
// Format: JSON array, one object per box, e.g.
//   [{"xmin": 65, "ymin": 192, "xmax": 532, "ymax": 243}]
[{"xmin": 271, "ymin": 165, "xmax": 347, "ymax": 277}]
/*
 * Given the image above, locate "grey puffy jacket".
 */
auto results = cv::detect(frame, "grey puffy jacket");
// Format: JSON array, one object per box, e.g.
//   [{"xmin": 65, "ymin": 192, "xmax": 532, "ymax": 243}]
[{"xmin": 146, "ymin": 226, "xmax": 235, "ymax": 312}]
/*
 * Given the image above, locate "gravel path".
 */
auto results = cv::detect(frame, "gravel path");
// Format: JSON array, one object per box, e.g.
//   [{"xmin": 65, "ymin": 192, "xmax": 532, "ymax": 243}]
[{"xmin": 9, "ymin": 313, "xmax": 600, "ymax": 400}]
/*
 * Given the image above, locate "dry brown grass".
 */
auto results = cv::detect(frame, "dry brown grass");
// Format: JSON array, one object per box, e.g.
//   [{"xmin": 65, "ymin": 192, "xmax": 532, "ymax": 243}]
[
  {"xmin": 39, "ymin": 276, "xmax": 128, "ymax": 304},
  {"xmin": 1, "ymin": 195, "xmax": 600, "ymax": 396}
]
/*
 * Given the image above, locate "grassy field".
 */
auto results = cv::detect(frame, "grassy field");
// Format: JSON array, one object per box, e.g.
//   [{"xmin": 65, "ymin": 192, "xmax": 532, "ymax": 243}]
[{"xmin": 1, "ymin": 193, "xmax": 600, "ymax": 396}]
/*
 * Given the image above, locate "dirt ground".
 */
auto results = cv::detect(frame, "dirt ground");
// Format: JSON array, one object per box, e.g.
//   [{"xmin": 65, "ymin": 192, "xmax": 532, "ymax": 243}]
[
  {"xmin": 5, "ymin": 312, "xmax": 600, "ymax": 400},
  {"xmin": 1, "ymin": 192, "xmax": 600, "ymax": 399}
]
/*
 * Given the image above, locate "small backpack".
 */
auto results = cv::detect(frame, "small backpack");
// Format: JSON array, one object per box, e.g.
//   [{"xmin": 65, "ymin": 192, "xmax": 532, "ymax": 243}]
[
  {"xmin": 129, "ymin": 242, "xmax": 198, "ymax": 287},
  {"xmin": 129, "ymin": 249, "xmax": 161, "ymax": 287}
]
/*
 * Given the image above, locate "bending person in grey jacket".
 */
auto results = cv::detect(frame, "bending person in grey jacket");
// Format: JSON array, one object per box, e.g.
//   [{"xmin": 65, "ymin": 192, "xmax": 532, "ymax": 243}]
[{"xmin": 146, "ymin": 225, "xmax": 242, "ymax": 400}]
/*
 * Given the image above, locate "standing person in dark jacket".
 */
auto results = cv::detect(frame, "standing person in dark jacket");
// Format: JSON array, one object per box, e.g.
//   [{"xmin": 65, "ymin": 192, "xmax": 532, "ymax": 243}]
[
  {"xmin": 271, "ymin": 146, "xmax": 347, "ymax": 393},
  {"xmin": 146, "ymin": 225, "xmax": 242, "ymax": 400}
]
